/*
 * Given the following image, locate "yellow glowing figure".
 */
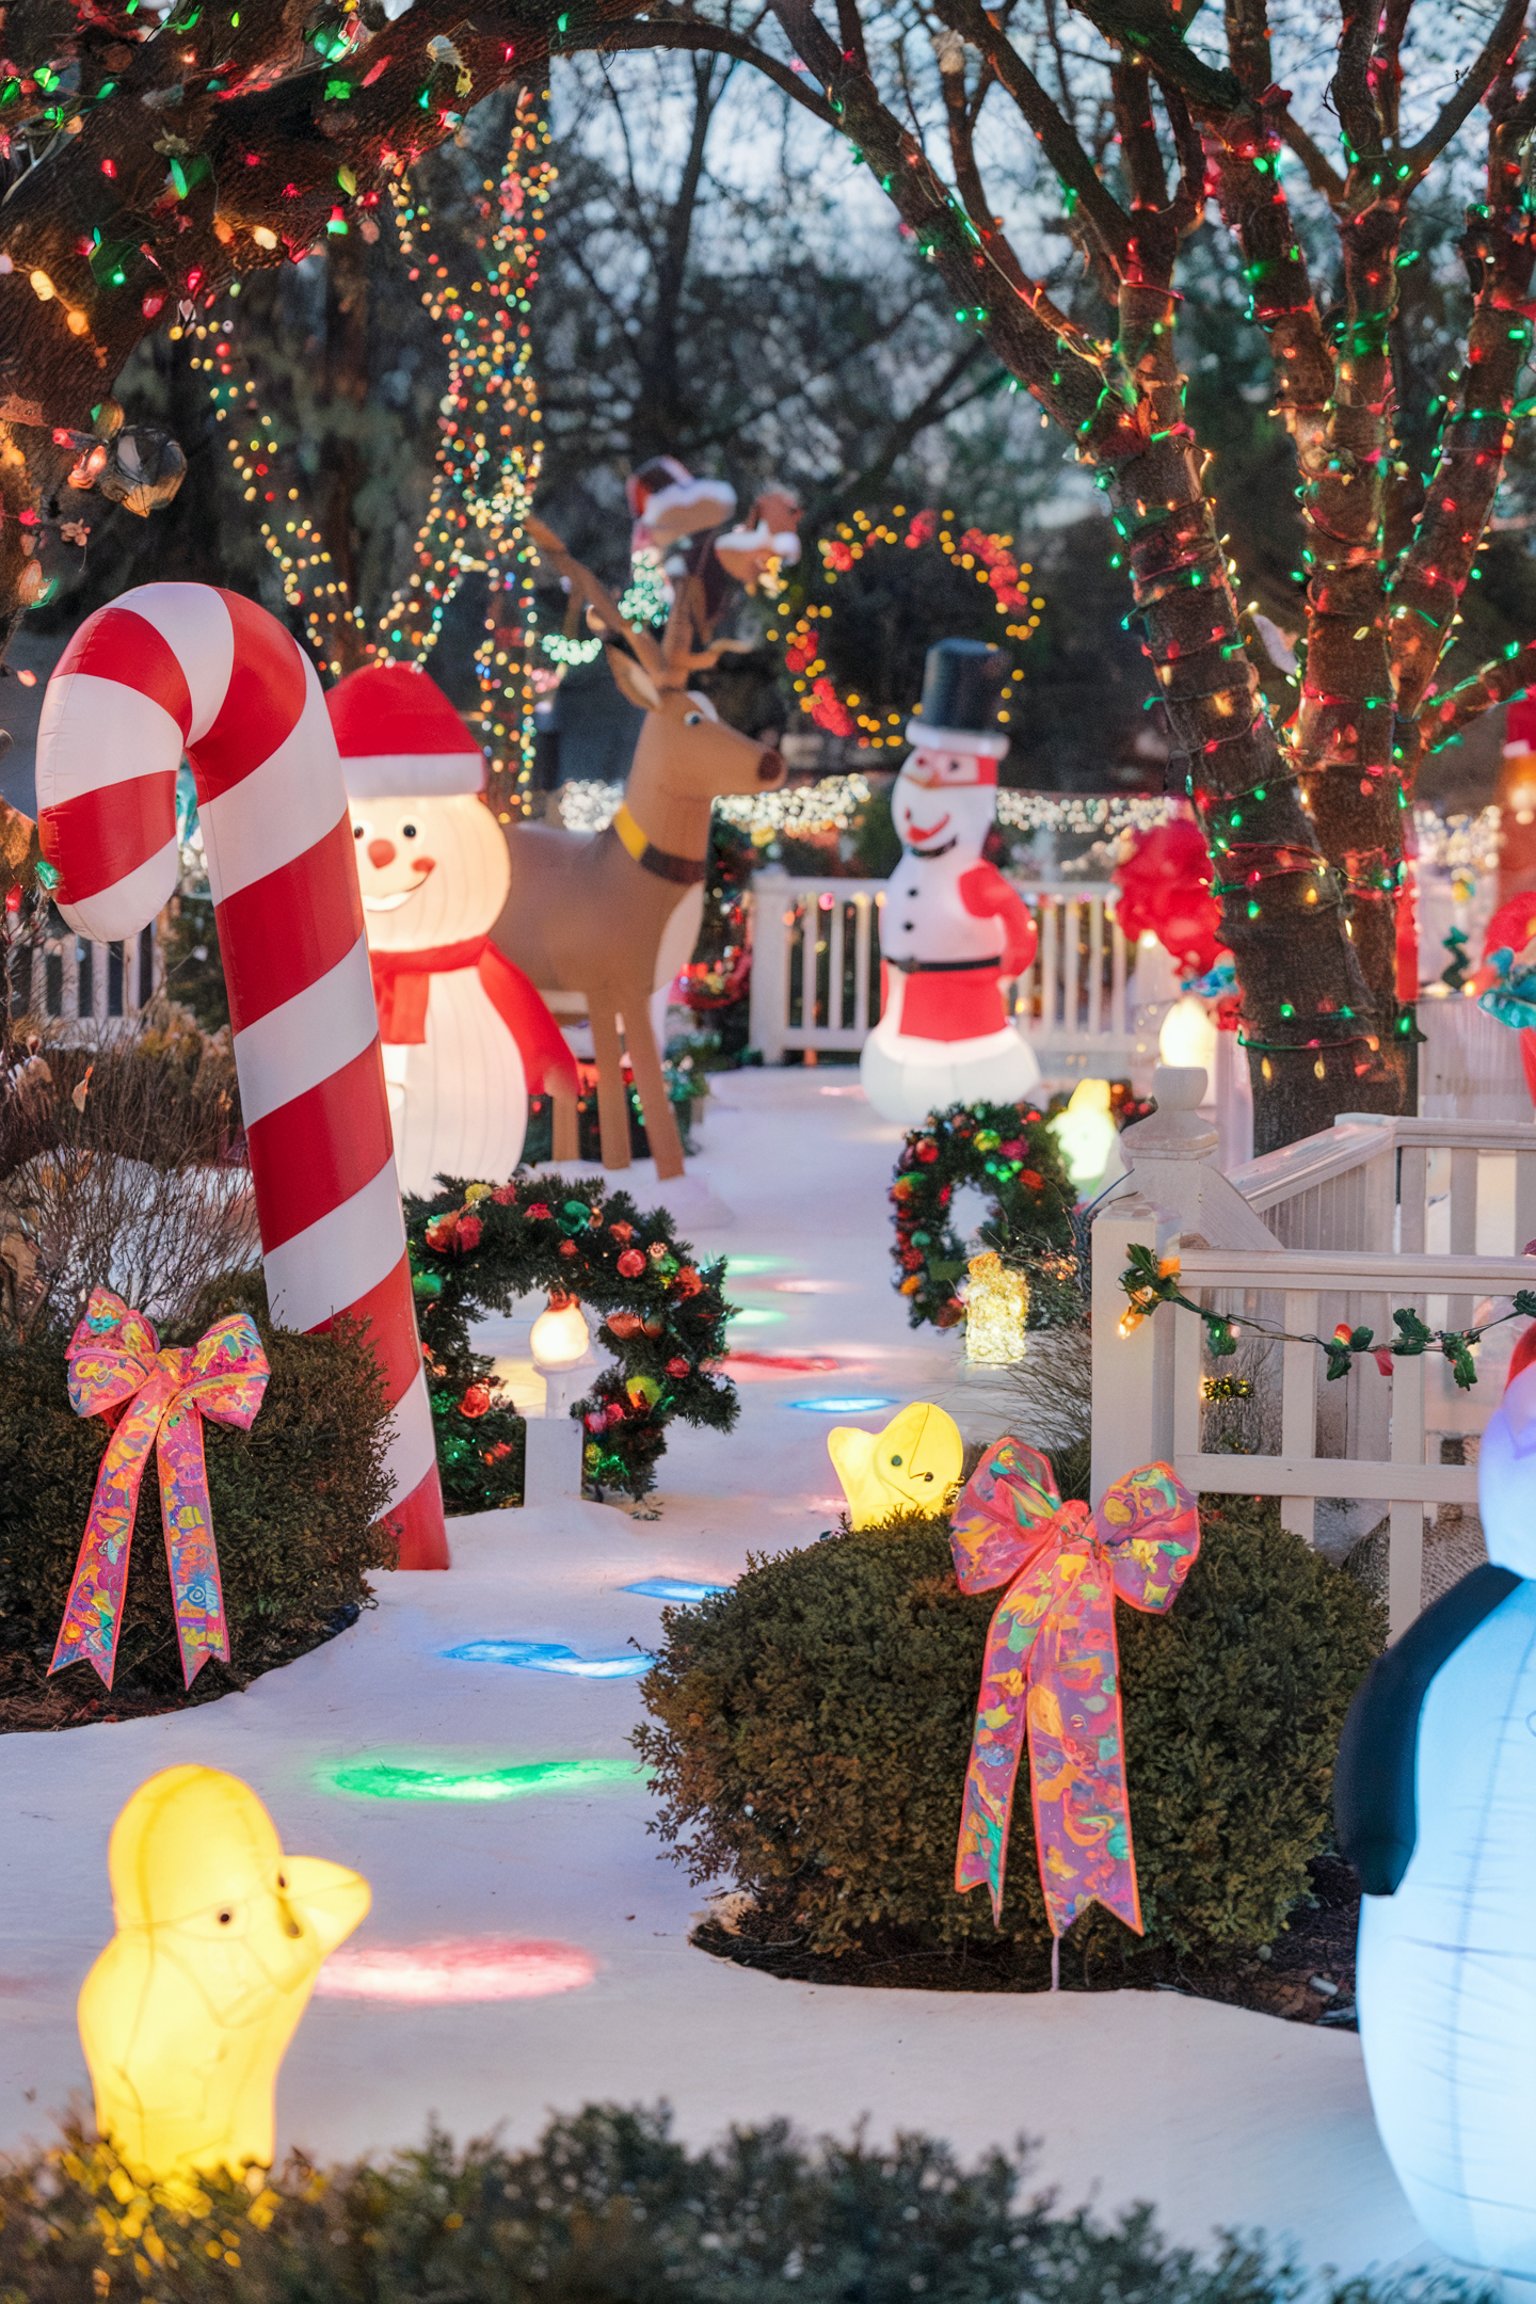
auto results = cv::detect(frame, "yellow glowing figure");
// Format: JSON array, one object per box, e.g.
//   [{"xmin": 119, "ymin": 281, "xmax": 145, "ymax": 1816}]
[
  {"xmin": 828, "ymin": 1401, "xmax": 964, "ymax": 1528},
  {"xmin": 1048, "ymin": 1077, "xmax": 1119, "ymax": 1191},
  {"xmin": 78, "ymin": 1766, "xmax": 370, "ymax": 2185},
  {"xmin": 1158, "ymin": 993, "xmax": 1218, "ymax": 1077},
  {"xmin": 965, "ymin": 1251, "xmax": 1030, "ymax": 1365}
]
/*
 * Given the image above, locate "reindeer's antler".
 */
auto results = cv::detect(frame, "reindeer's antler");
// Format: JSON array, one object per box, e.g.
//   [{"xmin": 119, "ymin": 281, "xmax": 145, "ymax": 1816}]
[{"xmin": 527, "ymin": 515, "xmax": 666, "ymax": 681}]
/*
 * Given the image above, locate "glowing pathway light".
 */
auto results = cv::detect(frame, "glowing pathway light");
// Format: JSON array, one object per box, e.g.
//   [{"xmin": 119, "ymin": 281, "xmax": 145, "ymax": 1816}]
[
  {"xmin": 442, "ymin": 1640, "xmax": 652, "ymax": 1678},
  {"xmin": 624, "ymin": 1578, "xmax": 732, "ymax": 1602},
  {"xmin": 316, "ymin": 1937, "xmax": 597, "ymax": 2004},
  {"xmin": 321, "ymin": 1757, "xmax": 641, "ymax": 1803}
]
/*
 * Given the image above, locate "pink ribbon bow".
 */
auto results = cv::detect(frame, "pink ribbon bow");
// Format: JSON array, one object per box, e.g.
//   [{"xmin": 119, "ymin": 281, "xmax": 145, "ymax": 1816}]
[
  {"xmin": 950, "ymin": 1438, "xmax": 1199, "ymax": 1937},
  {"xmin": 50, "ymin": 1287, "xmax": 270, "ymax": 1690}
]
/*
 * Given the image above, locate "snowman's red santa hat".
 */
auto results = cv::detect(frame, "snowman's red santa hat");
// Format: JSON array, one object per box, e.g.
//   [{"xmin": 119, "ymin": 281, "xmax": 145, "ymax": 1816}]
[
  {"xmin": 626, "ymin": 455, "xmax": 736, "ymax": 552},
  {"xmin": 904, "ymin": 637, "xmax": 1010, "ymax": 770},
  {"xmin": 327, "ymin": 662, "xmax": 486, "ymax": 801}
]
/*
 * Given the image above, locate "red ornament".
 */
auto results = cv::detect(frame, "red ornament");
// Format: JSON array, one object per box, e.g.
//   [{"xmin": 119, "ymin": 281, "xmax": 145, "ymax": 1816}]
[
  {"xmin": 527, "ymin": 1201, "xmax": 552, "ymax": 1221},
  {"xmin": 609, "ymin": 1221, "xmax": 635, "ymax": 1241},
  {"xmin": 674, "ymin": 1267, "xmax": 703, "ymax": 1298},
  {"xmin": 492, "ymin": 1183, "xmax": 518, "ymax": 1205},
  {"xmin": 665, "ymin": 1357, "xmax": 689, "ymax": 1378},
  {"xmin": 617, "ymin": 1248, "xmax": 646, "ymax": 1278},
  {"xmin": 558, "ymin": 1238, "xmax": 577, "ymax": 1258},
  {"xmin": 915, "ymin": 1141, "xmax": 939, "ymax": 1164},
  {"xmin": 456, "ymin": 1214, "xmax": 483, "ymax": 1252},
  {"xmin": 459, "ymin": 1383, "xmax": 491, "ymax": 1420},
  {"xmin": 1113, "ymin": 819, "xmax": 1226, "ymax": 978}
]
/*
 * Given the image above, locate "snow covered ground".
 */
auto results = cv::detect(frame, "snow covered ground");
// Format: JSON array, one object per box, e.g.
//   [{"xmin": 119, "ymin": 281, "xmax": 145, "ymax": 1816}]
[{"xmin": 0, "ymin": 1069, "xmax": 1436, "ymax": 2277}]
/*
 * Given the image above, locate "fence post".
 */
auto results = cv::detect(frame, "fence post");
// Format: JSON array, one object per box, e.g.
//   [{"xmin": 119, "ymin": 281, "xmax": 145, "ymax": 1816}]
[
  {"xmin": 748, "ymin": 866, "xmax": 791, "ymax": 1064},
  {"xmin": 1090, "ymin": 1194, "xmax": 1178, "ymax": 1502}
]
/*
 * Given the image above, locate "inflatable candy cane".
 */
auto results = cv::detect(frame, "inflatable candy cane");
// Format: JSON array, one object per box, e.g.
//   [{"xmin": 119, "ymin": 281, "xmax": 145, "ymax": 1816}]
[{"xmin": 35, "ymin": 583, "xmax": 449, "ymax": 1569}]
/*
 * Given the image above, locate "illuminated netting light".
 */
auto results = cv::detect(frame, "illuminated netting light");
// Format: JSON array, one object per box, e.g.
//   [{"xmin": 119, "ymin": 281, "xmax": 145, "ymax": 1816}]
[
  {"xmin": 316, "ymin": 1937, "xmax": 597, "ymax": 2003},
  {"xmin": 189, "ymin": 87, "xmax": 553, "ymax": 817},
  {"xmin": 789, "ymin": 1395, "xmax": 897, "ymax": 1414},
  {"xmin": 624, "ymin": 1577, "xmax": 732, "ymax": 1602},
  {"xmin": 322, "ymin": 1757, "xmax": 642, "ymax": 1802},
  {"xmin": 441, "ymin": 1640, "xmax": 652, "ymax": 1678}
]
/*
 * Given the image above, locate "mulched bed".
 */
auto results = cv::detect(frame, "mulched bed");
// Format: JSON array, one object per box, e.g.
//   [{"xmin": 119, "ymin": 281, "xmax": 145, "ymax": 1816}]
[
  {"xmin": 692, "ymin": 1854, "xmax": 1360, "ymax": 2029},
  {"xmin": 0, "ymin": 1602, "xmax": 361, "ymax": 1733}
]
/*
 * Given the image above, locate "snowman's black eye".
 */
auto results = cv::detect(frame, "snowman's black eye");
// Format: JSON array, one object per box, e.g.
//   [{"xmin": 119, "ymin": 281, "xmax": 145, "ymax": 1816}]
[
  {"xmin": 217, "ymin": 1910, "xmax": 232, "ymax": 1926},
  {"xmin": 353, "ymin": 823, "xmax": 364, "ymax": 840},
  {"xmin": 401, "ymin": 822, "xmax": 418, "ymax": 839},
  {"xmin": 890, "ymin": 1454, "xmax": 902, "ymax": 1467}
]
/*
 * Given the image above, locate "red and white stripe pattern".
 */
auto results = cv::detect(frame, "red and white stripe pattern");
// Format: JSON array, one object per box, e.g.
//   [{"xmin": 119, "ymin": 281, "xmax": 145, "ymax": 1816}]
[{"xmin": 36, "ymin": 583, "xmax": 449, "ymax": 1569}]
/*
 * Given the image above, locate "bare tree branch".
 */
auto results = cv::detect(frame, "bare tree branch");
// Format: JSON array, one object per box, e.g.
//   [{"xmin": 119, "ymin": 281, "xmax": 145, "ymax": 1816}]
[{"xmin": 1403, "ymin": 0, "xmax": 1528, "ymax": 176}]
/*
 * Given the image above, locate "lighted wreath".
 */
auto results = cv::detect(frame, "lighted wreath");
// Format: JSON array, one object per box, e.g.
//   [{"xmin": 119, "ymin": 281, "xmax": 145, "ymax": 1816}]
[
  {"xmin": 773, "ymin": 507, "xmax": 1044, "ymax": 748},
  {"xmin": 890, "ymin": 1102, "xmax": 1077, "ymax": 1332},
  {"xmin": 407, "ymin": 1175, "xmax": 737, "ymax": 1508}
]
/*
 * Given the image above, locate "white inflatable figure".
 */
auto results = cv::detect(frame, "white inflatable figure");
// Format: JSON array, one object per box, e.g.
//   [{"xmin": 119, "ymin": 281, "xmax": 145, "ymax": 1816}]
[
  {"xmin": 861, "ymin": 639, "xmax": 1041, "ymax": 1126},
  {"xmin": 1341, "ymin": 1325, "xmax": 1536, "ymax": 2291},
  {"xmin": 328, "ymin": 663, "xmax": 577, "ymax": 1197}
]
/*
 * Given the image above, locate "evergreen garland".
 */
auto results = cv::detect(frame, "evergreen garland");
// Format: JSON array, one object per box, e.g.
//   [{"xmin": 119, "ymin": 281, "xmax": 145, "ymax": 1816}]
[
  {"xmin": 889, "ymin": 1102, "xmax": 1077, "ymax": 1331},
  {"xmin": 407, "ymin": 1175, "xmax": 737, "ymax": 1507}
]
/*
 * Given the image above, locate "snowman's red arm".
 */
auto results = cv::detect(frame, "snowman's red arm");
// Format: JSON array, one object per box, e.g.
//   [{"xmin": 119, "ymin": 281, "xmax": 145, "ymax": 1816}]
[{"xmin": 958, "ymin": 865, "xmax": 1037, "ymax": 977}]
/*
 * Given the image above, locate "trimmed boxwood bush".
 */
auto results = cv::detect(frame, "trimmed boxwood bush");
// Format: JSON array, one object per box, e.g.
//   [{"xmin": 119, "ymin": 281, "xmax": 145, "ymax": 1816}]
[
  {"xmin": 0, "ymin": 1292, "xmax": 394, "ymax": 1726},
  {"xmin": 0, "ymin": 2109, "xmax": 1471, "ymax": 2303},
  {"xmin": 635, "ymin": 1494, "xmax": 1383, "ymax": 1967}
]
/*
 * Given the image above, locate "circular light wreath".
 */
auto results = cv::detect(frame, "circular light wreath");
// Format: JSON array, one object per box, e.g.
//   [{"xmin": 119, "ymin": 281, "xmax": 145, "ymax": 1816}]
[
  {"xmin": 407, "ymin": 1175, "xmax": 738, "ymax": 1508},
  {"xmin": 890, "ymin": 1102, "xmax": 1077, "ymax": 1331},
  {"xmin": 771, "ymin": 507, "xmax": 1045, "ymax": 749}
]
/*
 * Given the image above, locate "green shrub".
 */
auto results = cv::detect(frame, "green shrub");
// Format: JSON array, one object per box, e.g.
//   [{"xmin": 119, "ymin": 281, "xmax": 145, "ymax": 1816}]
[
  {"xmin": 635, "ymin": 1493, "xmax": 1383, "ymax": 1966},
  {"xmin": 0, "ymin": 2109, "xmax": 1474, "ymax": 2303},
  {"xmin": 0, "ymin": 1304, "xmax": 394, "ymax": 1724}
]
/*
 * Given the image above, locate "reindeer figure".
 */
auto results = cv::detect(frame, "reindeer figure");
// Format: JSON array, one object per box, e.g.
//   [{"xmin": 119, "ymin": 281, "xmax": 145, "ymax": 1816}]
[{"xmin": 492, "ymin": 514, "xmax": 786, "ymax": 1179}]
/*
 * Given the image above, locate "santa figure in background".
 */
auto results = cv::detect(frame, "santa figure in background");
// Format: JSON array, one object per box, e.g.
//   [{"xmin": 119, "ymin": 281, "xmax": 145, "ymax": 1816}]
[
  {"xmin": 861, "ymin": 639, "xmax": 1041, "ymax": 1125},
  {"xmin": 329, "ymin": 663, "xmax": 578, "ymax": 1196}
]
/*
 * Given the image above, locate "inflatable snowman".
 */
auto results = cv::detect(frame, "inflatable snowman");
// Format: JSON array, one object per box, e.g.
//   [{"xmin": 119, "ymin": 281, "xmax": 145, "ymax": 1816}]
[
  {"xmin": 329, "ymin": 663, "xmax": 577, "ymax": 1197},
  {"xmin": 861, "ymin": 639, "xmax": 1040, "ymax": 1126},
  {"xmin": 1339, "ymin": 1326, "xmax": 1536, "ymax": 2286}
]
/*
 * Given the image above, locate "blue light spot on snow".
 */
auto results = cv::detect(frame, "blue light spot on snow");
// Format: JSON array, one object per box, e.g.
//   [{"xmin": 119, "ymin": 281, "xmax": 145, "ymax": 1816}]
[
  {"xmin": 788, "ymin": 1395, "xmax": 896, "ymax": 1414},
  {"xmin": 443, "ymin": 1640, "xmax": 653, "ymax": 1679},
  {"xmin": 624, "ymin": 1577, "xmax": 732, "ymax": 1603}
]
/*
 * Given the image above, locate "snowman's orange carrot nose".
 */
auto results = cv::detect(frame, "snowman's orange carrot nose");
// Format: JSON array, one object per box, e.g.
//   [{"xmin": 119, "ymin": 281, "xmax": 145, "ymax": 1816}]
[{"xmin": 368, "ymin": 837, "xmax": 396, "ymax": 868}]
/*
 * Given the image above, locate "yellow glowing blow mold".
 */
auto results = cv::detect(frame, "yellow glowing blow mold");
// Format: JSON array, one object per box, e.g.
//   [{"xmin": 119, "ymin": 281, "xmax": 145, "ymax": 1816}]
[
  {"xmin": 828, "ymin": 1400, "xmax": 964, "ymax": 1528},
  {"xmin": 78, "ymin": 1766, "xmax": 370, "ymax": 2184}
]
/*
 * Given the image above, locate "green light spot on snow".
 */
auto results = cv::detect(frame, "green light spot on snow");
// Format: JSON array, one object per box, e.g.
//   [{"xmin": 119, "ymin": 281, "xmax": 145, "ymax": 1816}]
[{"xmin": 321, "ymin": 1757, "xmax": 642, "ymax": 1803}]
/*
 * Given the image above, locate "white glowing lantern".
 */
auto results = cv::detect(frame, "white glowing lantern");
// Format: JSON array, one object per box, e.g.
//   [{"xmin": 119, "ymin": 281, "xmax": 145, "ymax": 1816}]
[
  {"xmin": 1158, "ymin": 994, "xmax": 1217, "ymax": 1076},
  {"xmin": 964, "ymin": 1250, "xmax": 1029, "ymax": 1365},
  {"xmin": 530, "ymin": 1294, "xmax": 591, "ymax": 1372},
  {"xmin": 1048, "ymin": 1077, "xmax": 1119, "ymax": 1192}
]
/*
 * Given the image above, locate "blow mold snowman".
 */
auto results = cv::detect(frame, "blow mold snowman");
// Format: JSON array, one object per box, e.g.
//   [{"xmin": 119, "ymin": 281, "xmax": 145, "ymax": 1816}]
[
  {"xmin": 861, "ymin": 639, "xmax": 1040, "ymax": 1126},
  {"xmin": 329, "ymin": 663, "xmax": 576, "ymax": 1197},
  {"xmin": 1339, "ymin": 1325, "xmax": 1536, "ymax": 2290}
]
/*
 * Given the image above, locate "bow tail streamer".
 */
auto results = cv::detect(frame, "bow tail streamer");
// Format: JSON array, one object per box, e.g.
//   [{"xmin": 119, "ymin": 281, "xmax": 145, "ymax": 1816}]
[
  {"xmin": 1026, "ymin": 1600, "xmax": 1145, "ymax": 1939},
  {"xmin": 49, "ymin": 1384, "xmax": 168, "ymax": 1689},
  {"xmin": 155, "ymin": 1400, "xmax": 231, "ymax": 1687},
  {"xmin": 955, "ymin": 1583, "xmax": 1043, "ymax": 1924}
]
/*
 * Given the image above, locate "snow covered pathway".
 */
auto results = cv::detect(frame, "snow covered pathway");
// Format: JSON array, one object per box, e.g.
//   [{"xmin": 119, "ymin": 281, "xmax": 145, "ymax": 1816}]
[{"xmin": 0, "ymin": 1071, "xmax": 1434, "ymax": 2277}]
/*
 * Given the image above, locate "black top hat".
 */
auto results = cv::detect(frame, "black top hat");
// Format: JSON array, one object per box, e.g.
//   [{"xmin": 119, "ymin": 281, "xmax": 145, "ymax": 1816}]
[{"xmin": 907, "ymin": 638, "xmax": 1009, "ymax": 754}]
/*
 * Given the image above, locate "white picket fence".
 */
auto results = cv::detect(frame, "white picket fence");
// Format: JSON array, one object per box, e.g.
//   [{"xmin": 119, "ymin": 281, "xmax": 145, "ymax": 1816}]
[
  {"xmin": 747, "ymin": 867, "xmax": 1168, "ymax": 1083},
  {"xmin": 6, "ymin": 923, "xmax": 158, "ymax": 1034},
  {"xmin": 1093, "ymin": 1082, "xmax": 1536, "ymax": 1634}
]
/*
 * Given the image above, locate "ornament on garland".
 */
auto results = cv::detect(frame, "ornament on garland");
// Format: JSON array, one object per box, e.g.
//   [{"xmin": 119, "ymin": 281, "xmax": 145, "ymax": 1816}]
[
  {"xmin": 862, "ymin": 641, "xmax": 1042, "ymax": 1124},
  {"xmin": 889, "ymin": 1100, "xmax": 1076, "ymax": 1334},
  {"xmin": 408, "ymin": 1176, "xmax": 737, "ymax": 1506},
  {"xmin": 770, "ymin": 506, "xmax": 1041, "ymax": 747},
  {"xmin": 329, "ymin": 661, "xmax": 579, "ymax": 1194}
]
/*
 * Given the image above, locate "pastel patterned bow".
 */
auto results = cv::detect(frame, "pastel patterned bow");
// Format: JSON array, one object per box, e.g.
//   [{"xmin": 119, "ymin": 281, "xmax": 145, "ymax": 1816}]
[
  {"xmin": 51, "ymin": 1289, "xmax": 270, "ymax": 1690},
  {"xmin": 950, "ymin": 1439, "xmax": 1199, "ymax": 1936}
]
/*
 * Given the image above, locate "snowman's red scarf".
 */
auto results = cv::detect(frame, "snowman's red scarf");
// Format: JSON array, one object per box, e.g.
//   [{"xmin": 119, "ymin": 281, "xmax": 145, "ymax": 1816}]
[{"xmin": 369, "ymin": 938, "xmax": 579, "ymax": 1096}]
